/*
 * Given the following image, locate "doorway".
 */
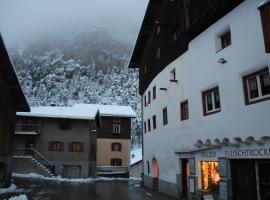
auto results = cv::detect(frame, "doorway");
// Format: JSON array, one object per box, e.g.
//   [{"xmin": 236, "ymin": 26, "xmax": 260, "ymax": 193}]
[
  {"xmin": 152, "ymin": 158, "xmax": 159, "ymax": 191},
  {"xmin": 231, "ymin": 160, "xmax": 257, "ymax": 200},
  {"xmin": 181, "ymin": 159, "xmax": 189, "ymax": 197}
]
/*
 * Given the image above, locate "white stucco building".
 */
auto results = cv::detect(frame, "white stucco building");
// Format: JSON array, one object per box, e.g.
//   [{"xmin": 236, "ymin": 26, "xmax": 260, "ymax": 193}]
[{"xmin": 129, "ymin": 0, "xmax": 270, "ymax": 199}]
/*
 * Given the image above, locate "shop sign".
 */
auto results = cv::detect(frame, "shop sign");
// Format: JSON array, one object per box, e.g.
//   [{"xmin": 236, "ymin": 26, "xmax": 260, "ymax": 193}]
[
  {"xmin": 201, "ymin": 151, "xmax": 216, "ymax": 158},
  {"xmin": 219, "ymin": 181, "xmax": 228, "ymax": 200},
  {"xmin": 224, "ymin": 148, "xmax": 270, "ymax": 158}
]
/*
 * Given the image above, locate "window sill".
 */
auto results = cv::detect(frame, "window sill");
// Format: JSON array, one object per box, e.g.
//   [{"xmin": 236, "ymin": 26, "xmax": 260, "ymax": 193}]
[
  {"xmin": 216, "ymin": 44, "xmax": 231, "ymax": 53},
  {"xmin": 245, "ymin": 96, "xmax": 270, "ymax": 105},
  {"xmin": 203, "ymin": 109, "xmax": 221, "ymax": 116}
]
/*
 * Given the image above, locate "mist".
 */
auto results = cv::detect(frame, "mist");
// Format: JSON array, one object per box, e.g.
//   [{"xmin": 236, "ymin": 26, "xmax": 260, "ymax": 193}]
[{"xmin": 0, "ymin": 0, "xmax": 148, "ymax": 47}]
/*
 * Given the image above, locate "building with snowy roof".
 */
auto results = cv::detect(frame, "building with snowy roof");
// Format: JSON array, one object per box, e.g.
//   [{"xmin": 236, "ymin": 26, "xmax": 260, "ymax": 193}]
[
  {"xmin": 0, "ymin": 34, "xmax": 30, "ymax": 188},
  {"xmin": 14, "ymin": 104, "xmax": 136, "ymax": 178},
  {"xmin": 129, "ymin": 0, "xmax": 270, "ymax": 199}
]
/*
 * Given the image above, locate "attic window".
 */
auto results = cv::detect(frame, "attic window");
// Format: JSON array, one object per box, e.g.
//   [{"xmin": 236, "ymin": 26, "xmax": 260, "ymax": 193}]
[
  {"xmin": 156, "ymin": 26, "xmax": 161, "ymax": 35},
  {"xmin": 220, "ymin": 31, "xmax": 231, "ymax": 49},
  {"xmin": 170, "ymin": 69, "xmax": 177, "ymax": 82},
  {"xmin": 172, "ymin": 26, "xmax": 180, "ymax": 41},
  {"xmin": 156, "ymin": 48, "xmax": 161, "ymax": 59}
]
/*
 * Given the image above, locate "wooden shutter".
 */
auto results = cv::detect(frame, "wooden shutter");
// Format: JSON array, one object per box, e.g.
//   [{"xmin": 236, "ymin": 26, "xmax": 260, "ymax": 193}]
[
  {"xmin": 259, "ymin": 2, "xmax": 270, "ymax": 53},
  {"xmin": 48, "ymin": 142, "xmax": 53, "ymax": 151},
  {"xmin": 119, "ymin": 143, "xmax": 122, "ymax": 151},
  {"xmin": 79, "ymin": 143, "xmax": 84, "ymax": 152}
]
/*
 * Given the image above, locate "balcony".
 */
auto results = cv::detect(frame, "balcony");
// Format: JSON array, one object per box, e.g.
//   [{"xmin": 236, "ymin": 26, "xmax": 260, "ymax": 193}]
[{"xmin": 14, "ymin": 124, "xmax": 40, "ymax": 135}]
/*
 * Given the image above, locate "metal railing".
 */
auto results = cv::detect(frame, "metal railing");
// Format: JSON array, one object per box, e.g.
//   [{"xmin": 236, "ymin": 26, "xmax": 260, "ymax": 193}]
[
  {"xmin": 13, "ymin": 148, "xmax": 55, "ymax": 175},
  {"xmin": 15, "ymin": 124, "xmax": 40, "ymax": 134}
]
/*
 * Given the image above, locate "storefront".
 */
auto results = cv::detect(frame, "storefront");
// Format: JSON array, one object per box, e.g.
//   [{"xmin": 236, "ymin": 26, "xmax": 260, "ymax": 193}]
[{"xmin": 176, "ymin": 138, "xmax": 270, "ymax": 200}]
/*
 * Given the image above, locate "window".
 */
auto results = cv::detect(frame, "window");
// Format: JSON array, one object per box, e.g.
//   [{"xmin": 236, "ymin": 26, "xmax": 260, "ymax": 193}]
[
  {"xmin": 163, "ymin": 107, "xmax": 168, "ymax": 125},
  {"xmin": 144, "ymin": 121, "xmax": 147, "ymax": 134},
  {"xmin": 147, "ymin": 161, "xmax": 150, "ymax": 174},
  {"xmin": 180, "ymin": 100, "xmax": 189, "ymax": 121},
  {"xmin": 152, "ymin": 115, "xmax": 157, "ymax": 130},
  {"xmin": 259, "ymin": 2, "xmax": 270, "ymax": 53},
  {"xmin": 170, "ymin": 69, "xmax": 177, "ymax": 82},
  {"xmin": 144, "ymin": 95, "xmax": 147, "ymax": 107},
  {"xmin": 156, "ymin": 47, "xmax": 160, "ymax": 59},
  {"xmin": 243, "ymin": 68, "xmax": 270, "ymax": 105},
  {"xmin": 201, "ymin": 161, "xmax": 220, "ymax": 191},
  {"xmin": 113, "ymin": 118, "xmax": 121, "ymax": 122},
  {"xmin": 111, "ymin": 158, "xmax": 122, "ymax": 166},
  {"xmin": 220, "ymin": 31, "xmax": 231, "ymax": 49},
  {"xmin": 153, "ymin": 86, "xmax": 156, "ymax": 100},
  {"xmin": 148, "ymin": 91, "xmax": 151, "ymax": 104},
  {"xmin": 172, "ymin": 26, "xmax": 180, "ymax": 41},
  {"xmin": 202, "ymin": 87, "xmax": 221, "ymax": 116},
  {"xmin": 156, "ymin": 26, "xmax": 160, "ymax": 35},
  {"xmin": 49, "ymin": 141, "xmax": 64, "ymax": 152},
  {"xmin": 148, "ymin": 118, "xmax": 151, "ymax": 132},
  {"xmin": 69, "ymin": 142, "xmax": 84, "ymax": 152},
  {"xmin": 59, "ymin": 120, "xmax": 72, "ymax": 130},
  {"xmin": 113, "ymin": 124, "xmax": 121, "ymax": 134},
  {"xmin": 111, "ymin": 143, "xmax": 121, "ymax": 151}
]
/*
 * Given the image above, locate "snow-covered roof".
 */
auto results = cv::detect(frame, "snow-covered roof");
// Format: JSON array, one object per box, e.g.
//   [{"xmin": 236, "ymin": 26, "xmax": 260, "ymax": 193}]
[
  {"xmin": 258, "ymin": 0, "xmax": 270, "ymax": 8},
  {"xmin": 17, "ymin": 106, "xmax": 98, "ymax": 120},
  {"xmin": 16, "ymin": 104, "xmax": 136, "ymax": 120},
  {"xmin": 130, "ymin": 148, "xmax": 142, "ymax": 165},
  {"xmin": 74, "ymin": 104, "xmax": 136, "ymax": 118}
]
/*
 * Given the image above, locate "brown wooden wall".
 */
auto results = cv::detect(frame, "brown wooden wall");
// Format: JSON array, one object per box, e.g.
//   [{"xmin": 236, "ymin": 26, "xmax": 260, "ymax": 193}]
[
  {"xmin": 0, "ymin": 70, "xmax": 16, "ymax": 156},
  {"xmin": 259, "ymin": 2, "xmax": 270, "ymax": 53},
  {"xmin": 97, "ymin": 117, "xmax": 131, "ymax": 139}
]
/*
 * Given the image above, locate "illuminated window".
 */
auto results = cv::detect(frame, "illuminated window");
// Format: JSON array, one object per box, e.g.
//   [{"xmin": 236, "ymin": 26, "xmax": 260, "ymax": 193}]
[{"xmin": 201, "ymin": 161, "xmax": 220, "ymax": 191}]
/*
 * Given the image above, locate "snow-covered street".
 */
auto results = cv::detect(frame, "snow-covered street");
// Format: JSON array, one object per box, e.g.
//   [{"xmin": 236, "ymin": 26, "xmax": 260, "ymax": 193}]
[{"xmin": 0, "ymin": 177, "xmax": 176, "ymax": 200}]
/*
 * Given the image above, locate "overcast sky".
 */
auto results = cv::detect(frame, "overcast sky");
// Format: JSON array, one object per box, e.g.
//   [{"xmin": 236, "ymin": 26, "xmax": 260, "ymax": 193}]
[{"xmin": 0, "ymin": 0, "xmax": 148, "ymax": 47}]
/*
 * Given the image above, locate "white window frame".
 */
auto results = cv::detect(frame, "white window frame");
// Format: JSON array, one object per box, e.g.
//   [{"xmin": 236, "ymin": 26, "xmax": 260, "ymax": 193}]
[
  {"xmin": 204, "ymin": 89, "xmax": 220, "ymax": 114},
  {"xmin": 113, "ymin": 124, "xmax": 121, "ymax": 134},
  {"xmin": 246, "ymin": 71, "xmax": 270, "ymax": 102}
]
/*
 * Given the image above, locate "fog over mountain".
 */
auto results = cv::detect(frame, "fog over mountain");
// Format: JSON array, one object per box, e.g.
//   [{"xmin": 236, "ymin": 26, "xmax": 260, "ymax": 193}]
[{"xmin": 0, "ymin": 0, "xmax": 147, "ymax": 144}]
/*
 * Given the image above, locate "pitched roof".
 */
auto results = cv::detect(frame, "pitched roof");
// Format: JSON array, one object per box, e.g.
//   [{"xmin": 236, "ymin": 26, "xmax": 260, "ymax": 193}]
[
  {"xmin": 0, "ymin": 34, "xmax": 30, "ymax": 112},
  {"xmin": 74, "ymin": 104, "xmax": 137, "ymax": 118},
  {"xmin": 17, "ymin": 104, "xmax": 136, "ymax": 120}
]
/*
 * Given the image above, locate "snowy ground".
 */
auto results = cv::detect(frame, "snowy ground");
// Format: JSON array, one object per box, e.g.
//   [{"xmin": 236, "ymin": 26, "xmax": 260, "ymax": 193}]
[
  {"xmin": 0, "ymin": 177, "xmax": 176, "ymax": 200},
  {"xmin": 130, "ymin": 148, "xmax": 142, "ymax": 165},
  {"xmin": 0, "ymin": 184, "xmax": 28, "ymax": 200}
]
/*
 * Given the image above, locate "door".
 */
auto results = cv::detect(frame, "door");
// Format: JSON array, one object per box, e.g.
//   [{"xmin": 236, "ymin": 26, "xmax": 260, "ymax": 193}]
[
  {"xmin": 231, "ymin": 160, "xmax": 257, "ymax": 200},
  {"xmin": 66, "ymin": 166, "xmax": 81, "ymax": 178},
  {"xmin": 152, "ymin": 158, "xmax": 159, "ymax": 191},
  {"xmin": 25, "ymin": 137, "xmax": 35, "ymax": 148},
  {"xmin": 181, "ymin": 159, "xmax": 189, "ymax": 197},
  {"xmin": 258, "ymin": 161, "xmax": 270, "ymax": 200}
]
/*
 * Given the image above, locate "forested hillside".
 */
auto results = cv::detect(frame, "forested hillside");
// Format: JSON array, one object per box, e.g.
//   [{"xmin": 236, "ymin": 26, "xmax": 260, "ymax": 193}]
[{"xmin": 9, "ymin": 31, "xmax": 142, "ymax": 146}]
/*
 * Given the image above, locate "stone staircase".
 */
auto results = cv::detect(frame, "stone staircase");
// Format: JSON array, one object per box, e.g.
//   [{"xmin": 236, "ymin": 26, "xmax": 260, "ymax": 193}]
[{"xmin": 12, "ymin": 148, "xmax": 55, "ymax": 177}]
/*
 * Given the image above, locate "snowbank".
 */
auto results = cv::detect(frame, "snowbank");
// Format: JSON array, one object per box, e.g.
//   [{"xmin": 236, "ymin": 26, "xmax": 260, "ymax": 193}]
[
  {"xmin": 0, "ymin": 184, "xmax": 17, "ymax": 195},
  {"xmin": 8, "ymin": 194, "xmax": 28, "ymax": 200},
  {"xmin": 12, "ymin": 173, "xmax": 141, "ymax": 183}
]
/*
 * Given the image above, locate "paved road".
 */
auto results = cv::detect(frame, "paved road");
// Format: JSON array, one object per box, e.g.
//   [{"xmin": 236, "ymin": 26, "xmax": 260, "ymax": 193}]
[{"xmin": 0, "ymin": 178, "xmax": 177, "ymax": 200}]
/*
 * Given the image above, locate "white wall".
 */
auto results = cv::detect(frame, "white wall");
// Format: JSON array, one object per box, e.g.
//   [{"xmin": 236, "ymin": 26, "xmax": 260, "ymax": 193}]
[{"xmin": 143, "ymin": 0, "xmax": 270, "ymax": 184}]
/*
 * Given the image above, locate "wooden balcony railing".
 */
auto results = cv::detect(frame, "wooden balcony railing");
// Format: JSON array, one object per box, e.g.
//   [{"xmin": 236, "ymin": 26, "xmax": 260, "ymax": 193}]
[{"xmin": 14, "ymin": 124, "xmax": 40, "ymax": 134}]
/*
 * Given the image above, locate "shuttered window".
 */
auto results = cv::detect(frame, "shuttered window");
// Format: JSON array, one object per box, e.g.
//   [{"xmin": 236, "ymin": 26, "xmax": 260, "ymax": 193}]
[
  {"xmin": 180, "ymin": 100, "xmax": 189, "ymax": 121},
  {"xmin": 111, "ymin": 158, "xmax": 122, "ymax": 166},
  {"xmin": 259, "ymin": 2, "xmax": 270, "ymax": 53},
  {"xmin": 48, "ymin": 141, "xmax": 64, "ymax": 152},
  {"xmin": 111, "ymin": 143, "xmax": 122, "ymax": 151},
  {"xmin": 69, "ymin": 142, "xmax": 84, "ymax": 152}
]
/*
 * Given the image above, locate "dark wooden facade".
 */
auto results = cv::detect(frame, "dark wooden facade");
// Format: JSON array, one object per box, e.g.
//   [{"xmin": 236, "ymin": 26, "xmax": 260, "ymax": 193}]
[
  {"xmin": 129, "ymin": 0, "xmax": 244, "ymax": 94},
  {"xmin": 259, "ymin": 1, "xmax": 270, "ymax": 53},
  {"xmin": 97, "ymin": 117, "xmax": 131, "ymax": 139},
  {"xmin": 0, "ymin": 35, "xmax": 29, "ymax": 187}
]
